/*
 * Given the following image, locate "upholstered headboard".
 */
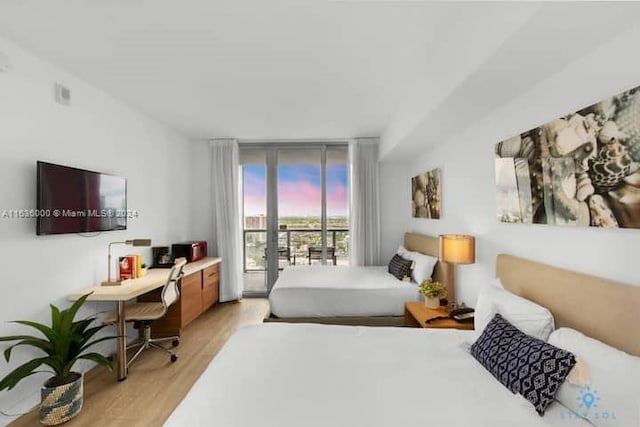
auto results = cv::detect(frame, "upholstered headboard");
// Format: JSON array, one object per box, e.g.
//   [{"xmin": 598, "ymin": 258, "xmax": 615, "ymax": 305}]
[
  {"xmin": 403, "ymin": 232, "xmax": 454, "ymax": 303},
  {"xmin": 496, "ymin": 254, "xmax": 640, "ymax": 356}
]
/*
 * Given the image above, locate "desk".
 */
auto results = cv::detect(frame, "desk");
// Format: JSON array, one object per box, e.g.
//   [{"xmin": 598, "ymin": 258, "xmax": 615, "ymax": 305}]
[{"xmin": 69, "ymin": 257, "xmax": 221, "ymax": 381}]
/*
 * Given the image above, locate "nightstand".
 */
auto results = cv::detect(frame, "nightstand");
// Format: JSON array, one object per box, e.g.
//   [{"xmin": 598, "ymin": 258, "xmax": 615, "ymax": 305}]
[{"xmin": 404, "ymin": 301, "xmax": 474, "ymax": 330}]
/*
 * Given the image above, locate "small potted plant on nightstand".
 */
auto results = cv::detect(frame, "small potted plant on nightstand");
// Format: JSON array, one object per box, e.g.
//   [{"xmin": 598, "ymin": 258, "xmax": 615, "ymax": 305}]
[
  {"xmin": 0, "ymin": 293, "xmax": 115, "ymax": 425},
  {"xmin": 419, "ymin": 279, "xmax": 447, "ymax": 309}
]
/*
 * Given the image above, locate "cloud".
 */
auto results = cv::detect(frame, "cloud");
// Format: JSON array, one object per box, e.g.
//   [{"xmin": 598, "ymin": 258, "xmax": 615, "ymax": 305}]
[
  {"xmin": 243, "ymin": 169, "xmax": 266, "ymax": 215},
  {"xmin": 243, "ymin": 165, "xmax": 348, "ymax": 216},
  {"xmin": 278, "ymin": 181, "xmax": 321, "ymax": 216},
  {"xmin": 327, "ymin": 183, "xmax": 348, "ymax": 216}
]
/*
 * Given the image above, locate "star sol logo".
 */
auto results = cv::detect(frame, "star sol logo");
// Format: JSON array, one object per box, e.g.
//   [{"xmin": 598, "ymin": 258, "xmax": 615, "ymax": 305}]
[
  {"xmin": 578, "ymin": 387, "xmax": 601, "ymax": 411},
  {"xmin": 559, "ymin": 386, "xmax": 619, "ymax": 422},
  {"xmin": 573, "ymin": 387, "xmax": 617, "ymax": 422}
]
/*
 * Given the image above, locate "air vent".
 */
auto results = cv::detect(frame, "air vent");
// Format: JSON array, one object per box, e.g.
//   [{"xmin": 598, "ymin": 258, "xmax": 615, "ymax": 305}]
[{"xmin": 54, "ymin": 83, "xmax": 71, "ymax": 106}]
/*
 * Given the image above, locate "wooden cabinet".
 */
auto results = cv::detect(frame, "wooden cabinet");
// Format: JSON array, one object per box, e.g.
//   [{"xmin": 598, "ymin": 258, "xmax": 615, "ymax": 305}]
[
  {"xmin": 137, "ymin": 258, "xmax": 221, "ymax": 338},
  {"xmin": 181, "ymin": 271, "xmax": 203, "ymax": 326},
  {"xmin": 202, "ymin": 264, "xmax": 219, "ymax": 311}
]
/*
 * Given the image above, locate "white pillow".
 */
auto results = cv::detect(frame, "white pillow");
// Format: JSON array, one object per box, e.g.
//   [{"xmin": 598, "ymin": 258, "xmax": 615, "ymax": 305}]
[
  {"xmin": 397, "ymin": 245, "xmax": 409, "ymax": 257},
  {"xmin": 474, "ymin": 278, "xmax": 555, "ymax": 341},
  {"xmin": 397, "ymin": 246, "xmax": 437, "ymax": 284},
  {"xmin": 410, "ymin": 253, "xmax": 438, "ymax": 285},
  {"xmin": 548, "ymin": 328, "xmax": 640, "ymax": 425}
]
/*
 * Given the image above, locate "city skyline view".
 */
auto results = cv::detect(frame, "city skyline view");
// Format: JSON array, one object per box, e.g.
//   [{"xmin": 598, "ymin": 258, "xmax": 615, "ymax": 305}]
[{"xmin": 243, "ymin": 164, "xmax": 349, "ymax": 217}]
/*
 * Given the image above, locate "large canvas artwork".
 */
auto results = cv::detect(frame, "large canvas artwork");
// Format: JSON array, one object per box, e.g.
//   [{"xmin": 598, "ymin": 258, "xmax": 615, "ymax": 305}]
[
  {"xmin": 495, "ymin": 86, "xmax": 640, "ymax": 228},
  {"xmin": 412, "ymin": 168, "xmax": 441, "ymax": 219}
]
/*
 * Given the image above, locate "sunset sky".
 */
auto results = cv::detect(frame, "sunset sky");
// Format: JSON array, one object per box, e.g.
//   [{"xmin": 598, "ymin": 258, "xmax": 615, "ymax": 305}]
[{"xmin": 243, "ymin": 165, "xmax": 348, "ymax": 216}]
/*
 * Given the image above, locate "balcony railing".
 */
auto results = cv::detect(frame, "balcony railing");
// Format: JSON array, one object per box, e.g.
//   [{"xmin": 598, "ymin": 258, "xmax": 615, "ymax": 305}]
[{"xmin": 243, "ymin": 228, "xmax": 349, "ymax": 272}]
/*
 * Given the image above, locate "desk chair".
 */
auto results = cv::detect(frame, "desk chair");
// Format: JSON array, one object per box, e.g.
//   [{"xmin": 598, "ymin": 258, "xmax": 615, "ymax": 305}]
[{"xmin": 104, "ymin": 258, "xmax": 187, "ymax": 368}]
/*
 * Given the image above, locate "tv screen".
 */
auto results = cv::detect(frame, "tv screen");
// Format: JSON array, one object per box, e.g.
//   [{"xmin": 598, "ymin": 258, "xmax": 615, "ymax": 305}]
[{"xmin": 37, "ymin": 161, "xmax": 127, "ymax": 235}]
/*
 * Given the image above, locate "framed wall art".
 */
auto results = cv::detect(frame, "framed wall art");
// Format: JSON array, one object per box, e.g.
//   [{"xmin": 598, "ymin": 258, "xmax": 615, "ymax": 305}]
[
  {"xmin": 495, "ymin": 86, "xmax": 640, "ymax": 229},
  {"xmin": 412, "ymin": 168, "xmax": 441, "ymax": 219}
]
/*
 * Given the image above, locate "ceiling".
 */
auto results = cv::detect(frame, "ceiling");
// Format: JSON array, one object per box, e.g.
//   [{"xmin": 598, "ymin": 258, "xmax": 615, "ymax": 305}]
[{"xmin": 0, "ymin": 1, "xmax": 639, "ymax": 160}]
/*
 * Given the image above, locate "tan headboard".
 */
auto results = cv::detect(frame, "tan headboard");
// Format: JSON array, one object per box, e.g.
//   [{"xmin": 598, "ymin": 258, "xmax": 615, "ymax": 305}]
[
  {"xmin": 496, "ymin": 254, "xmax": 640, "ymax": 356},
  {"xmin": 403, "ymin": 232, "xmax": 454, "ymax": 303}
]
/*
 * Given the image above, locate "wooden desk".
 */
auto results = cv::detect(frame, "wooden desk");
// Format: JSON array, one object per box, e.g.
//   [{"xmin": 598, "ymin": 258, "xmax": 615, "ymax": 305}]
[
  {"xmin": 69, "ymin": 257, "xmax": 221, "ymax": 381},
  {"xmin": 404, "ymin": 302, "xmax": 474, "ymax": 330}
]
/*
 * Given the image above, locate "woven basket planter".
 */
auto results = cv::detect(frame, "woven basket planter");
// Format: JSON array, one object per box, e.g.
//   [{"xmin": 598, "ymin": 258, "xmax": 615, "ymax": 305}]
[{"xmin": 39, "ymin": 373, "xmax": 83, "ymax": 425}]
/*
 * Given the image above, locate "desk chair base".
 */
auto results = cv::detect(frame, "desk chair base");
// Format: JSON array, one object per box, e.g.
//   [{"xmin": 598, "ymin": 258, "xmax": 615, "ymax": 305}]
[{"xmin": 127, "ymin": 321, "xmax": 179, "ymax": 368}]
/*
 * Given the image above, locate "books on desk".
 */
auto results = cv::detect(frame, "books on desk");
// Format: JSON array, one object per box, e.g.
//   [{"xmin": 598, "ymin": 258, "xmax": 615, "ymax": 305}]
[{"xmin": 119, "ymin": 254, "xmax": 143, "ymax": 280}]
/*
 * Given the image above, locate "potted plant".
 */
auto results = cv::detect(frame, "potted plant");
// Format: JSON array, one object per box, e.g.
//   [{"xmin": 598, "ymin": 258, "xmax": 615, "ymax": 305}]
[
  {"xmin": 419, "ymin": 279, "xmax": 447, "ymax": 309},
  {"xmin": 0, "ymin": 293, "xmax": 115, "ymax": 425}
]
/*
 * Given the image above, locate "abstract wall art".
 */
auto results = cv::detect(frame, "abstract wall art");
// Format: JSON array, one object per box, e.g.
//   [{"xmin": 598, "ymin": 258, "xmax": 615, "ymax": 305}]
[
  {"xmin": 412, "ymin": 168, "xmax": 441, "ymax": 219},
  {"xmin": 495, "ymin": 85, "xmax": 640, "ymax": 228}
]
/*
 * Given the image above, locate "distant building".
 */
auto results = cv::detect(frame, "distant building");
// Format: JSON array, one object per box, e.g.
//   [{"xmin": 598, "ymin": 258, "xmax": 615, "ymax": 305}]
[{"xmin": 245, "ymin": 214, "xmax": 267, "ymax": 229}]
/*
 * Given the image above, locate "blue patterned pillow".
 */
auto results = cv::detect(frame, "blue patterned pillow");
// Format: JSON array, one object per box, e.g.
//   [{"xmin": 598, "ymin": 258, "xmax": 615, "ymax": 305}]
[
  {"xmin": 387, "ymin": 254, "xmax": 413, "ymax": 280},
  {"xmin": 470, "ymin": 313, "xmax": 575, "ymax": 415}
]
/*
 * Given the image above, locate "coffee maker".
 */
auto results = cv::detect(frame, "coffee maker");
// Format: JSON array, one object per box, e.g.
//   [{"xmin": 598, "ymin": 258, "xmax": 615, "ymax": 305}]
[{"xmin": 152, "ymin": 246, "xmax": 173, "ymax": 268}]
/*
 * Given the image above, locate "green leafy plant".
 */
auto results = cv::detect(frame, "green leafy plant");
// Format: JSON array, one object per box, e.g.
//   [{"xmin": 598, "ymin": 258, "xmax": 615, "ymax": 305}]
[
  {"xmin": 418, "ymin": 279, "xmax": 447, "ymax": 299},
  {"xmin": 0, "ymin": 293, "xmax": 115, "ymax": 390}
]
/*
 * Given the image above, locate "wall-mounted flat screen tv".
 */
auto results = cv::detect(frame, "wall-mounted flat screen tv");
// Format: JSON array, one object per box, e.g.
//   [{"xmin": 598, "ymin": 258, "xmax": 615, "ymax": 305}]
[{"xmin": 37, "ymin": 161, "xmax": 127, "ymax": 235}]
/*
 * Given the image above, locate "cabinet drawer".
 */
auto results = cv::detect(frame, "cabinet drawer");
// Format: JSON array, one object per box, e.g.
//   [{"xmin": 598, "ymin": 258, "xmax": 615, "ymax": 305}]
[
  {"xmin": 180, "ymin": 271, "xmax": 202, "ymax": 326},
  {"xmin": 202, "ymin": 264, "xmax": 219, "ymax": 310},
  {"xmin": 203, "ymin": 264, "xmax": 219, "ymax": 282}
]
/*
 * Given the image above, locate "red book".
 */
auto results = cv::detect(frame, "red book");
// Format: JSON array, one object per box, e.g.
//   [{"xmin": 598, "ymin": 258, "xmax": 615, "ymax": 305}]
[{"xmin": 118, "ymin": 255, "xmax": 136, "ymax": 280}]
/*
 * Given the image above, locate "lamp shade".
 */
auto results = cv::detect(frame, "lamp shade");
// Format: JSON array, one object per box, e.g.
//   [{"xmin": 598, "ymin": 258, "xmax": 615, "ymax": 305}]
[
  {"xmin": 439, "ymin": 235, "xmax": 475, "ymax": 264},
  {"xmin": 125, "ymin": 239, "xmax": 152, "ymax": 247}
]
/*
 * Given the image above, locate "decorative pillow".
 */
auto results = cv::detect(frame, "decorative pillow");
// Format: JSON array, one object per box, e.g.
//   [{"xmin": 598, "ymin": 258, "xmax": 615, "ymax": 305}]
[
  {"xmin": 474, "ymin": 278, "xmax": 555, "ymax": 341},
  {"xmin": 470, "ymin": 314, "xmax": 575, "ymax": 416},
  {"xmin": 396, "ymin": 246, "xmax": 438, "ymax": 284},
  {"xmin": 548, "ymin": 328, "xmax": 640, "ymax": 425},
  {"xmin": 387, "ymin": 254, "xmax": 413, "ymax": 281}
]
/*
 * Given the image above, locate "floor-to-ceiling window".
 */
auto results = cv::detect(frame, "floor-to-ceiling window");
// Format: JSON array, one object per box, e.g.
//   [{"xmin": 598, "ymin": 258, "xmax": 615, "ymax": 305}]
[{"xmin": 240, "ymin": 143, "xmax": 349, "ymax": 296}]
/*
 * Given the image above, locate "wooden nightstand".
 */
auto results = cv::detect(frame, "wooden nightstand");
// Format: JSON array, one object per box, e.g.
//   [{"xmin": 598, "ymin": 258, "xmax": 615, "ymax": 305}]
[{"xmin": 404, "ymin": 301, "xmax": 474, "ymax": 330}]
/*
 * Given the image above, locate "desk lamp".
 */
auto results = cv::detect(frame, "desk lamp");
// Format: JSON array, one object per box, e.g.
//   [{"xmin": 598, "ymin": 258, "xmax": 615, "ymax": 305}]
[
  {"xmin": 101, "ymin": 239, "xmax": 152, "ymax": 286},
  {"xmin": 438, "ymin": 234, "xmax": 475, "ymax": 305}
]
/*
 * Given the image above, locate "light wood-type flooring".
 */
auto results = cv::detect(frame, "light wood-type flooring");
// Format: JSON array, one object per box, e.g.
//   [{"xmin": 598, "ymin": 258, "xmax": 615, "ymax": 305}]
[{"xmin": 10, "ymin": 298, "xmax": 270, "ymax": 427}]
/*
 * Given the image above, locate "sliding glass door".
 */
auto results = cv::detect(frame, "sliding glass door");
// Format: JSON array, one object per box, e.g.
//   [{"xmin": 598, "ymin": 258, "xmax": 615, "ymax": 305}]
[
  {"xmin": 241, "ymin": 143, "xmax": 349, "ymax": 296},
  {"xmin": 240, "ymin": 148, "xmax": 268, "ymax": 295}
]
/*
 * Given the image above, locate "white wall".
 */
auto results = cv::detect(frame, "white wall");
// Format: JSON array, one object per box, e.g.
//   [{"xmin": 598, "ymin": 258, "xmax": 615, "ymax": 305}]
[
  {"xmin": 380, "ymin": 24, "xmax": 640, "ymax": 307},
  {"xmin": 0, "ymin": 36, "xmax": 192, "ymax": 423}
]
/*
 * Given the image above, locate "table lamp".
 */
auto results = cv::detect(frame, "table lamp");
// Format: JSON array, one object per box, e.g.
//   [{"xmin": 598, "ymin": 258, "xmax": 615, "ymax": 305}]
[
  {"xmin": 438, "ymin": 234, "xmax": 475, "ymax": 305},
  {"xmin": 101, "ymin": 239, "xmax": 152, "ymax": 286}
]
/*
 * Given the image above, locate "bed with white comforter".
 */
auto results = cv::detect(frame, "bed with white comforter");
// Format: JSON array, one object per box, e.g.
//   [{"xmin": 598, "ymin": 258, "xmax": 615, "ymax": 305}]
[
  {"xmin": 166, "ymin": 323, "xmax": 590, "ymax": 427},
  {"xmin": 268, "ymin": 266, "xmax": 419, "ymax": 318}
]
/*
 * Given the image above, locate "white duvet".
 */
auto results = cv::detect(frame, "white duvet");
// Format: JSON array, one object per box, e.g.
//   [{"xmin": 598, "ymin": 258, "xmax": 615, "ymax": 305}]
[
  {"xmin": 166, "ymin": 324, "xmax": 590, "ymax": 427},
  {"xmin": 269, "ymin": 266, "xmax": 419, "ymax": 317}
]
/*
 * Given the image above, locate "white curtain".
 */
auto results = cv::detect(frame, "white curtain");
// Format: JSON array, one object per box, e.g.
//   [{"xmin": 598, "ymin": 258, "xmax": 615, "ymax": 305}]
[
  {"xmin": 349, "ymin": 138, "xmax": 381, "ymax": 266},
  {"xmin": 210, "ymin": 139, "xmax": 243, "ymax": 301}
]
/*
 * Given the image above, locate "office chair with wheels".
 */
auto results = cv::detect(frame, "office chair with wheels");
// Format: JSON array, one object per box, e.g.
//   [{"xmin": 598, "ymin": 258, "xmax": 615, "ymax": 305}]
[{"xmin": 104, "ymin": 258, "xmax": 187, "ymax": 368}]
